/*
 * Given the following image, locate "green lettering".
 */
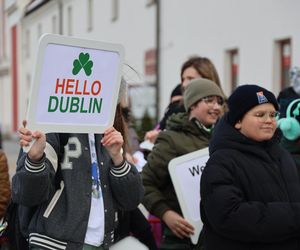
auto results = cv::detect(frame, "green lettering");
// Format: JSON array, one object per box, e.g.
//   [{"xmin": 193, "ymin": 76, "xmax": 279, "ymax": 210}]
[
  {"xmin": 70, "ymin": 97, "xmax": 80, "ymax": 112},
  {"xmin": 48, "ymin": 96, "xmax": 58, "ymax": 112},
  {"xmin": 59, "ymin": 96, "xmax": 70, "ymax": 113},
  {"xmin": 80, "ymin": 97, "xmax": 87, "ymax": 113},
  {"xmin": 92, "ymin": 98, "xmax": 102, "ymax": 113},
  {"xmin": 88, "ymin": 98, "xmax": 92, "ymax": 112}
]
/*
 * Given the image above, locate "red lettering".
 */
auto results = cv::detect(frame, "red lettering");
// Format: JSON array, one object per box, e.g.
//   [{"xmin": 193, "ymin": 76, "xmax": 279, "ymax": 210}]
[
  {"xmin": 55, "ymin": 78, "xmax": 65, "ymax": 94},
  {"xmin": 83, "ymin": 80, "xmax": 90, "ymax": 95},
  {"xmin": 75, "ymin": 79, "xmax": 82, "ymax": 95},
  {"xmin": 66, "ymin": 79, "xmax": 74, "ymax": 94},
  {"xmin": 55, "ymin": 78, "xmax": 103, "ymax": 96},
  {"xmin": 91, "ymin": 81, "xmax": 101, "ymax": 95}
]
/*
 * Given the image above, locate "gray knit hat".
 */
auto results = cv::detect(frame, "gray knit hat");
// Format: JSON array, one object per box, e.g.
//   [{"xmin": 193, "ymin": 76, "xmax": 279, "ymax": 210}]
[{"xmin": 183, "ymin": 78, "xmax": 224, "ymax": 111}]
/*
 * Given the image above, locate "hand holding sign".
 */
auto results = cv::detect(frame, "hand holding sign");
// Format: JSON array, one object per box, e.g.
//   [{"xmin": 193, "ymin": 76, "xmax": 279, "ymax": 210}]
[
  {"xmin": 19, "ymin": 120, "xmax": 46, "ymax": 160},
  {"xmin": 168, "ymin": 147, "xmax": 209, "ymax": 245},
  {"xmin": 162, "ymin": 210, "xmax": 194, "ymax": 239},
  {"xmin": 101, "ymin": 127, "xmax": 124, "ymax": 166}
]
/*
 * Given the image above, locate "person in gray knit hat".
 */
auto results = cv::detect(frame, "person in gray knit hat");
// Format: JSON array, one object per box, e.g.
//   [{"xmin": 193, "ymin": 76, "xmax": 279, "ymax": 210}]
[
  {"xmin": 184, "ymin": 78, "xmax": 224, "ymax": 112},
  {"xmin": 142, "ymin": 78, "xmax": 224, "ymax": 250}
]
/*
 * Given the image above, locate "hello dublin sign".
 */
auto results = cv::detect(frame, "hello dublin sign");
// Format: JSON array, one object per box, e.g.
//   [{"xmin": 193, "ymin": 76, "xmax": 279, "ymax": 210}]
[{"xmin": 26, "ymin": 34, "xmax": 124, "ymax": 133}]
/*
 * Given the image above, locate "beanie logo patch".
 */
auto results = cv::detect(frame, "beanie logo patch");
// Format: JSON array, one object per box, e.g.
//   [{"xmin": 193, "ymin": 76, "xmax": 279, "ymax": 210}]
[{"xmin": 256, "ymin": 91, "xmax": 268, "ymax": 104}]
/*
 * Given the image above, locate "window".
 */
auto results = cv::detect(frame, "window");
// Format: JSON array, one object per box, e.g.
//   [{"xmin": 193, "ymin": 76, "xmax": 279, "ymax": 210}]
[
  {"xmin": 144, "ymin": 48, "xmax": 156, "ymax": 83},
  {"xmin": 111, "ymin": 0, "xmax": 119, "ymax": 22},
  {"xmin": 226, "ymin": 49, "xmax": 239, "ymax": 92},
  {"xmin": 87, "ymin": 0, "xmax": 93, "ymax": 31},
  {"xmin": 280, "ymin": 39, "xmax": 292, "ymax": 89},
  {"xmin": 67, "ymin": 6, "xmax": 73, "ymax": 36}
]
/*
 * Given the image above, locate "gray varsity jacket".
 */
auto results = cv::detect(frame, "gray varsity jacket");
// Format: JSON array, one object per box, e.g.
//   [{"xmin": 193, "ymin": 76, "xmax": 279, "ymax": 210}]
[{"xmin": 12, "ymin": 133, "xmax": 144, "ymax": 250}]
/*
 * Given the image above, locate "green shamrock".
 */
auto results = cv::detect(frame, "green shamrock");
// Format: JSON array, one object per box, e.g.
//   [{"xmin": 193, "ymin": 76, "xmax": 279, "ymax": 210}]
[{"xmin": 72, "ymin": 52, "xmax": 93, "ymax": 76}]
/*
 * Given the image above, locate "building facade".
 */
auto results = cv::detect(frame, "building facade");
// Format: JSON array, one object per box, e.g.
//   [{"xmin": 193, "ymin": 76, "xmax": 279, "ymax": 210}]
[{"xmin": 0, "ymin": 0, "xmax": 299, "ymax": 135}]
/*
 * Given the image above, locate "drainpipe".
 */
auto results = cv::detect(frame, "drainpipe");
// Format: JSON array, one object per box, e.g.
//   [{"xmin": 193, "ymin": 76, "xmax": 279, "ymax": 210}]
[
  {"xmin": 58, "ymin": 0, "xmax": 63, "ymax": 35},
  {"xmin": 155, "ymin": 0, "xmax": 160, "ymax": 122}
]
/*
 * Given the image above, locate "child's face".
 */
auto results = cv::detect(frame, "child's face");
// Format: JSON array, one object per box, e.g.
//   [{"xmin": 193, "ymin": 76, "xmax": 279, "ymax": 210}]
[
  {"xmin": 189, "ymin": 96, "xmax": 223, "ymax": 127},
  {"xmin": 235, "ymin": 103, "xmax": 277, "ymax": 142}
]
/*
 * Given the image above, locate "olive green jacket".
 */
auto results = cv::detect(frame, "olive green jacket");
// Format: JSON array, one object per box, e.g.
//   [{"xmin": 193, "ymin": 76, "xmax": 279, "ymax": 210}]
[{"xmin": 142, "ymin": 112, "xmax": 212, "ymax": 218}]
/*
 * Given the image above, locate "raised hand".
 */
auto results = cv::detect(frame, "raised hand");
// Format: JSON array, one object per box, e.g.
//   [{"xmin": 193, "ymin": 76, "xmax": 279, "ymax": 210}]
[
  {"xmin": 18, "ymin": 120, "xmax": 46, "ymax": 161},
  {"xmin": 101, "ymin": 127, "xmax": 124, "ymax": 166},
  {"xmin": 144, "ymin": 129, "xmax": 160, "ymax": 143}
]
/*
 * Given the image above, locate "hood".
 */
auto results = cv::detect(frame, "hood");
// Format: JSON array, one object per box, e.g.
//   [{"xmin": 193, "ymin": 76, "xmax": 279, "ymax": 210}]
[
  {"xmin": 166, "ymin": 112, "xmax": 207, "ymax": 136},
  {"xmin": 166, "ymin": 112, "xmax": 190, "ymax": 130}
]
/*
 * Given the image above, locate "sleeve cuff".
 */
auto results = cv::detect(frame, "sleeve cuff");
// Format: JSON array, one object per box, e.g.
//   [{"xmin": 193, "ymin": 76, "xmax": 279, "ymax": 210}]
[
  {"xmin": 25, "ymin": 153, "xmax": 46, "ymax": 173},
  {"xmin": 110, "ymin": 160, "xmax": 131, "ymax": 177}
]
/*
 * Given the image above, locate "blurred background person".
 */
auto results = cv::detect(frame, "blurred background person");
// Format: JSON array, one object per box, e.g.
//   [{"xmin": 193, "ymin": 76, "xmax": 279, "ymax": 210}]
[
  {"xmin": 0, "ymin": 150, "xmax": 11, "ymax": 248},
  {"xmin": 156, "ymin": 83, "xmax": 183, "ymax": 133},
  {"xmin": 277, "ymin": 66, "xmax": 300, "ymax": 118},
  {"xmin": 121, "ymin": 101, "xmax": 147, "ymax": 172},
  {"xmin": 0, "ymin": 150, "xmax": 10, "ymax": 222},
  {"xmin": 116, "ymin": 97, "xmax": 158, "ymax": 250},
  {"xmin": 277, "ymin": 98, "xmax": 300, "ymax": 169},
  {"xmin": 0, "ymin": 124, "xmax": 3, "ymax": 150},
  {"xmin": 144, "ymin": 56, "xmax": 224, "ymax": 144}
]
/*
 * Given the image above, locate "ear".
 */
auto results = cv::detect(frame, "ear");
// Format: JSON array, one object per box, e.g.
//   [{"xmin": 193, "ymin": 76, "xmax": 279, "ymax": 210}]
[
  {"xmin": 190, "ymin": 103, "xmax": 197, "ymax": 111},
  {"xmin": 234, "ymin": 121, "xmax": 242, "ymax": 129}
]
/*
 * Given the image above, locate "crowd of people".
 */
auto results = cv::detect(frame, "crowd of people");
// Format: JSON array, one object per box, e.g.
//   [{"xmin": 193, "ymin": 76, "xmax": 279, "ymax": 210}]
[{"xmin": 1, "ymin": 57, "xmax": 300, "ymax": 250}]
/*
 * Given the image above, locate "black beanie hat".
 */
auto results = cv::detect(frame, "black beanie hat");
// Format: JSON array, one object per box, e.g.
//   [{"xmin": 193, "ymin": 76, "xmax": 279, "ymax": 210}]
[
  {"xmin": 170, "ymin": 84, "xmax": 182, "ymax": 98},
  {"xmin": 227, "ymin": 84, "xmax": 279, "ymax": 125}
]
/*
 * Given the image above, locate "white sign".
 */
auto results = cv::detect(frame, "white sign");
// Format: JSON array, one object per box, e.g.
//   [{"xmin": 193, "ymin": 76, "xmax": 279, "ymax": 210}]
[
  {"xmin": 168, "ymin": 147, "xmax": 209, "ymax": 245},
  {"xmin": 26, "ymin": 34, "xmax": 124, "ymax": 133},
  {"xmin": 110, "ymin": 236, "xmax": 148, "ymax": 250}
]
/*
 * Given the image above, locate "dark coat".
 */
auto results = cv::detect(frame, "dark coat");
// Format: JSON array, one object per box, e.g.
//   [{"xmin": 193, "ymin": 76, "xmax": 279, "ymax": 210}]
[
  {"xmin": 280, "ymin": 137, "xmax": 300, "ymax": 170},
  {"xmin": 12, "ymin": 133, "xmax": 143, "ymax": 250},
  {"xmin": 200, "ymin": 114, "xmax": 300, "ymax": 250}
]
